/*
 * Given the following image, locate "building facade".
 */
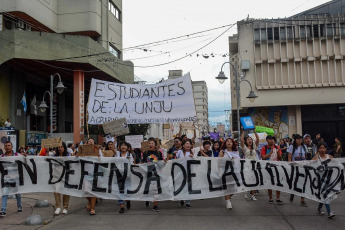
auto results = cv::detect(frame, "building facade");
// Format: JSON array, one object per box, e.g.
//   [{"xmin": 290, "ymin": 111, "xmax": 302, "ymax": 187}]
[
  {"xmin": 228, "ymin": 0, "xmax": 345, "ymax": 146},
  {"xmin": 192, "ymin": 81, "xmax": 209, "ymax": 136},
  {"xmin": 0, "ymin": 0, "xmax": 134, "ymax": 147}
]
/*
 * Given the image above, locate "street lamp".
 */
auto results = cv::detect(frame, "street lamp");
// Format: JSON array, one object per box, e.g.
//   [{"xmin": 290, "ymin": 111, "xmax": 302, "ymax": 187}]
[
  {"xmin": 216, "ymin": 62, "xmax": 258, "ymax": 145},
  {"xmin": 241, "ymin": 79, "xmax": 258, "ymax": 103},
  {"xmin": 39, "ymin": 73, "xmax": 65, "ymax": 137}
]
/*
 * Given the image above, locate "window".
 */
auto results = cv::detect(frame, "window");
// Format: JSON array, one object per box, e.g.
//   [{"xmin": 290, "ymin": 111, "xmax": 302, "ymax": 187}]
[
  {"xmin": 109, "ymin": 43, "xmax": 121, "ymax": 59},
  {"xmin": 274, "ymin": 27, "xmax": 279, "ymax": 40},
  {"xmin": 313, "ymin": 24, "xmax": 319, "ymax": 38},
  {"xmin": 300, "ymin": 26, "xmax": 306, "ymax": 39},
  {"xmin": 287, "ymin": 26, "xmax": 294, "ymax": 39},
  {"xmin": 109, "ymin": 1, "xmax": 121, "ymax": 22},
  {"xmin": 261, "ymin": 29, "xmax": 266, "ymax": 41},
  {"xmin": 326, "ymin": 24, "xmax": 334, "ymax": 37},
  {"xmin": 267, "ymin": 28, "xmax": 273, "ymax": 40},
  {"xmin": 280, "ymin": 27, "xmax": 286, "ymax": 40},
  {"xmin": 254, "ymin": 29, "xmax": 260, "ymax": 42}
]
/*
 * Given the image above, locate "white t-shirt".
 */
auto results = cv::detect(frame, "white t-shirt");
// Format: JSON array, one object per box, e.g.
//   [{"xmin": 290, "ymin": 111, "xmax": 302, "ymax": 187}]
[
  {"xmin": 243, "ymin": 145, "xmax": 257, "ymax": 160},
  {"xmin": 176, "ymin": 150, "xmax": 195, "ymax": 158},
  {"xmin": 67, "ymin": 148, "xmax": 74, "ymax": 155},
  {"xmin": 4, "ymin": 121, "xmax": 11, "ymax": 127},
  {"xmin": 223, "ymin": 149, "xmax": 240, "ymax": 159},
  {"xmin": 116, "ymin": 151, "xmax": 134, "ymax": 163}
]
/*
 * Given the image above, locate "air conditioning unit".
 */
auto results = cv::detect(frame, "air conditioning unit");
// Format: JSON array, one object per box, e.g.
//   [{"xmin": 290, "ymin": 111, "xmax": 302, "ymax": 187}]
[
  {"xmin": 16, "ymin": 20, "xmax": 24, "ymax": 29},
  {"xmin": 25, "ymin": 24, "xmax": 31, "ymax": 31}
]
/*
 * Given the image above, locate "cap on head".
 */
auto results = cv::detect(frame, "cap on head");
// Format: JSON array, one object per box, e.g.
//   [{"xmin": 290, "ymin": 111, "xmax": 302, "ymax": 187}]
[{"xmin": 303, "ymin": 134, "xmax": 311, "ymax": 139}]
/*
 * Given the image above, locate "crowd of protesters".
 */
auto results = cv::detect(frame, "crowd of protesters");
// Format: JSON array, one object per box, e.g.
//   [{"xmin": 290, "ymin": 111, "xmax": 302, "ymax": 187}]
[{"xmin": 0, "ymin": 126, "xmax": 342, "ymax": 219}]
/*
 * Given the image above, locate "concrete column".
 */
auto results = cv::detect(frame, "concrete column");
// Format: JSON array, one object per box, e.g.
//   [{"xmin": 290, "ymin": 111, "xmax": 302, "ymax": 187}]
[
  {"xmin": 73, "ymin": 70, "xmax": 85, "ymax": 143},
  {"xmin": 296, "ymin": 105, "xmax": 303, "ymax": 135}
]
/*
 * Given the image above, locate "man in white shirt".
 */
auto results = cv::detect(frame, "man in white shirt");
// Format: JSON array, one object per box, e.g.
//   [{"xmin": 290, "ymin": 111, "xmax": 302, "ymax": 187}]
[{"xmin": 4, "ymin": 119, "xmax": 11, "ymax": 128}]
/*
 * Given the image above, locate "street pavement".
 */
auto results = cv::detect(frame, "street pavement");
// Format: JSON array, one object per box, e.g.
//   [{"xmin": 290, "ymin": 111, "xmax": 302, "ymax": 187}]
[{"xmin": 1, "ymin": 191, "xmax": 344, "ymax": 230}]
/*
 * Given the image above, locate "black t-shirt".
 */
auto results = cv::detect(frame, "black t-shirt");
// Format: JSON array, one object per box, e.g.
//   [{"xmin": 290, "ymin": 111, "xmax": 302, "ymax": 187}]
[
  {"xmin": 280, "ymin": 143, "xmax": 287, "ymax": 154},
  {"xmin": 142, "ymin": 150, "xmax": 163, "ymax": 163},
  {"xmin": 198, "ymin": 150, "xmax": 213, "ymax": 157},
  {"xmin": 168, "ymin": 146, "xmax": 181, "ymax": 159}
]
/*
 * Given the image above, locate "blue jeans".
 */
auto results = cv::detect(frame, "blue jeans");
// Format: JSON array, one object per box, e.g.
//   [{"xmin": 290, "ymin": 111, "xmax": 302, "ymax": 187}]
[
  {"xmin": 1, "ymin": 194, "xmax": 22, "ymax": 212},
  {"xmin": 318, "ymin": 203, "xmax": 331, "ymax": 214},
  {"xmin": 118, "ymin": 200, "xmax": 124, "ymax": 205}
]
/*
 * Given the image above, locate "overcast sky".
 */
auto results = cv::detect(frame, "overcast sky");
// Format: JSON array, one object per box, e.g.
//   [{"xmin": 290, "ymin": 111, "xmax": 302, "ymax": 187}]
[{"xmin": 122, "ymin": 0, "xmax": 330, "ymax": 127}]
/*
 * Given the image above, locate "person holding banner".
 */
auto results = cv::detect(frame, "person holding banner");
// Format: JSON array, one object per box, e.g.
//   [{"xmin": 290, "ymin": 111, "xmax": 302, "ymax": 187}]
[
  {"xmin": 287, "ymin": 134, "xmax": 308, "ymax": 207},
  {"xmin": 0, "ymin": 141, "xmax": 22, "ymax": 217},
  {"xmin": 312, "ymin": 142, "xmax": 335, "ymax": 218},
  {"xmin": 240, "ymin": 127, "xmax": 259, "ymax": 201},
  {"xmin": 261, "ymin": 135, "xmax": 284, "ymax": 205},
  {"xmin": 198, "ymin": 140, "xmax": 213, "ymax": 157},
  {"xmin": 175, "ymin": 139, "xmax": 195, "ymax": 208},
  {"xmin": 104, "ymin": 141, "xmax": 116, "ymax": 157},
  {"xmin": 77, "ymin": 137, "xmax": 102, "ymax": 216},
  {"xmin": 218, "ymin": 138, "xmax": 240, "ymax": 209},
  {"xmin": 211, "ymin": 141, "xmax": 222, "ymax": 157},
  {"xmin": 116, "ymin": 141, "xmax": 134, "ymax": 214},
  {"xmin": 142, "ymin": 138, "xmax": 164, "ymax": 212},
  {"xmin": 53, "ymin": 142, "xmax": 71, "ymax": 215}
]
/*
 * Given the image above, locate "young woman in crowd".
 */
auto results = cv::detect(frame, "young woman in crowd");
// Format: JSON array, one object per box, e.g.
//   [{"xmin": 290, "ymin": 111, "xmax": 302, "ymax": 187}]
[
  {"xmin": 18, "ymin": 146, "xmax": 27, "ymax": 156},
  {"xmin": 218, "ymin": 138, "xmax": 239, "ymax": 209},
  {"xmin": 212, "ymin": 141, "xmax": 222, "ymax": 157},
  {"xmin": 116, "ymin": 141, "xmax": 134, "ymax": 214},
  {"xmin": 53, "ymin": 142, "xmax": 71, "ymax": 215},
  {"xmin": 175, "ymin": 139, "xmax": 195, "ymax": 208},
  {"xmin": 142, "ymin": 138, "xmax": 164, "ymax": 212},
  {"xmin": 104, "ymin": 141, "xmax": 116, "ymax": 157},
  {"xmin": 312, "ymin": 142, "xmax": 335, "ymax": 218},
  {"xmin": 287, "ymin": 134, "xmax": 308, "ymax": 206},
  {"xmin": 77, "ymin": 137, "xmax": 102, "ymax": 215},
  {"xmin": 240, "ymin": 128, "xmax": 259, "ymax": 201}
]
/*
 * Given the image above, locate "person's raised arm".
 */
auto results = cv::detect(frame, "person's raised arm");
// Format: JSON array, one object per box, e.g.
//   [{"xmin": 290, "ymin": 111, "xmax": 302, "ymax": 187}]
[
  {"xmin": 218, "ymin": 150, "xmax": 224, "ymax": 157},
  {"xmin": 254, "ymin": 129, "xmax": 260, "ymax": 147},
  {"xmin": 178, "ymin": 124, "xmax": 183, "ymax": 138},
  {"xmin": 191, "ymin": 123, "xmax": 196, "ymax": 143},
  {"xmin": 240, "ymin": 127, "xmax": 245, "ymax": 148}
]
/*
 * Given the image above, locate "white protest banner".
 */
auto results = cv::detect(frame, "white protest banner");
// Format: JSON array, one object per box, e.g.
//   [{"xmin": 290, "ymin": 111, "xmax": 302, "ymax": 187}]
[
  {"xmin": 1, "ymin": 156, "xmax": 344, "ymax": 203},
  {"xmin": 125, "ymin": 135, "xmax": 143, "ymax": 148},
  {"xmin": 41, "ymin": 137, "xmax": 63, "ymax": 149},
  {"xmin": 87, "ymin": 74, "xmax": 197, "ymax": 124},
  {"xmin": 102, "ymin": 118, "xmax": 129, "ymax": 136}
]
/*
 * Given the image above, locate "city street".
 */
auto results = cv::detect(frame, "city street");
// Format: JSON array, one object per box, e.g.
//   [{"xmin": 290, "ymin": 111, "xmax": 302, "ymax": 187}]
[{"xmin": 2, "ymin": 191, "xmax": 344, "ymax": 230}]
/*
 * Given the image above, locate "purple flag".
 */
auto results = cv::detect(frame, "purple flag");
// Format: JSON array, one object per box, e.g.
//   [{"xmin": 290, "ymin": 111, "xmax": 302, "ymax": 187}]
[{"xmin": 209, "ymin": 132, "xmax": 220, "ymax": 140}]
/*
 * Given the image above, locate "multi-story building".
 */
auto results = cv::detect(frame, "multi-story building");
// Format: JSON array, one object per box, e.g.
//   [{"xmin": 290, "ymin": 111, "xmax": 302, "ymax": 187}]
[
  {"xmin": 0, "ymin": 0, "xmax": 134, "ymax": 146},
  {"xmin": 146, "ymin": 70, "xmax": 209, "ymax": 140},
  {"xmin": 228, "ymin": 0, "xmax": 345, "ymax": 146},
  {"xmin": 192, "ymin": 80, "xmax": 209, "ymax": 136}
]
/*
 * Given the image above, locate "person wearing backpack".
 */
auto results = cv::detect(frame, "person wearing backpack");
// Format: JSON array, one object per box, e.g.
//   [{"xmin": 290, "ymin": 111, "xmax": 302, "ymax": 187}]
[
  {"xmin": 261, "ymin": 135, "xmax": 283, "ymax": 205},
  {"xmin": 287, "ymin": 134, "xmax": 308, "ymax": 207}
]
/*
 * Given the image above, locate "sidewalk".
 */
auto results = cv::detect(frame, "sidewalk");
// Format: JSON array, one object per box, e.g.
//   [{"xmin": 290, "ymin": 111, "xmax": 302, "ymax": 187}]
[{"xmin": 1, "ymin": 193, "xmax": 85, "ymax": 230}]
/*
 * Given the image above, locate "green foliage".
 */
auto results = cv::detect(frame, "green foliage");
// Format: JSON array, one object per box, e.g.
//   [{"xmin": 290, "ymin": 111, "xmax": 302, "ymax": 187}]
[{"xmin": 0, "ymin": 117, "xmax": 4, "ymax": 127}]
